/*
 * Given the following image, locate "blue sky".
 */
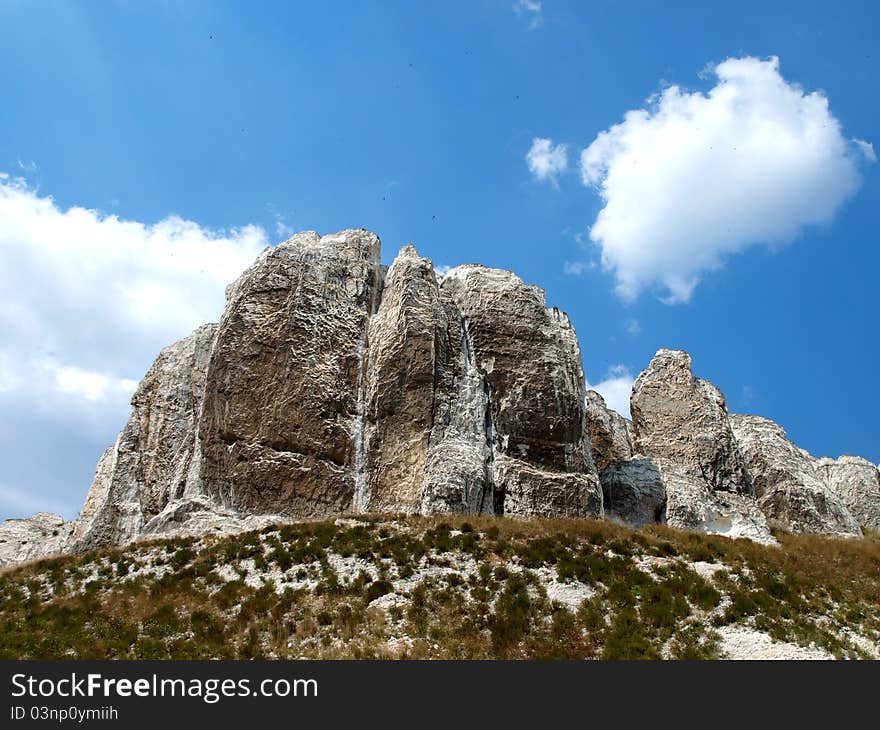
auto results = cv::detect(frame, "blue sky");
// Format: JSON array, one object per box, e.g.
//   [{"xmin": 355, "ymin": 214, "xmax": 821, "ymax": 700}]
[{"xmin": 0, "ymin": 1, "xmax": 877, "ymax": 519}]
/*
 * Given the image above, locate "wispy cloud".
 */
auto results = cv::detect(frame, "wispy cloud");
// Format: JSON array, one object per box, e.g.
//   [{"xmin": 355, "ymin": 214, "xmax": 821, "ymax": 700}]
[
  {"xmin": 854, "ymin": 138, "xmax": 877, "ymax": 163},
  {"xmin": 563, "ymin": 260, "xmax": 592, "ymax": 276},
  {"xmin": 513, "ymin": 0, "xmax": 543, "ymax": 30},
  {"xmin": 526, "ymin": 137, "xmax": 568, "ymax": 186},
  {"xmin": 624, "ymin": 318, "xmax": 641, "ymax": 336}
]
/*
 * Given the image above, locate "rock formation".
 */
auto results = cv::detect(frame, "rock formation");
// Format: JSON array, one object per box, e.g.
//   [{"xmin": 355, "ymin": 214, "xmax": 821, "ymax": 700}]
[
  {"xmin": 730, "ymin": 415, "xmax": 860, "ymax": 538},
  {"xmin": 600, "ymin": 459, "xmax": 665, "ymax": 527},
  {"xmin": 0, "ymin": 513, "xmax": 73, "ymax": 566},
  {"xmin": 584, "ymin": 390, "xmax": 633, "ymax": 473},
  {"xmin": 70, "ymin": 323, "xmax": 218, "ymax": 552},
  {"xmin": 814, "ymin": 456, "xmax": 880, "ymax": 532},
  {"xmin": 3, "ymin": 230, "xmax": 601, "ymax": 560},
  {"xmin": 363, "ymin": 245, "xmax": 449, "ymax": 513},
  {"xmin": 2, "ymin": 229, "xmax": 878, "ymax": 563},
  {"xmin": 438, "ymin": 266, "xmax": 601, "ymax": 519},
  {"xmin": 629, "ymin": 349, "xmax": 774, "ymax": 543},
  {"xmin": 199, "ymin": 230, "xmax": 383, "ymax": 519}
]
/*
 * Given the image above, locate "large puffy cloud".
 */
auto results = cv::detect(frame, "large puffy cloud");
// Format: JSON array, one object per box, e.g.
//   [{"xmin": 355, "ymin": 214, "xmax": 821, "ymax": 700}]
[
  {"xmin": 581, "ymin": 56, "xmax": 871, "ymax": 302},
  {"xmin": 0, "ymin": 175, "xmax": 267, "ymax": 519}
]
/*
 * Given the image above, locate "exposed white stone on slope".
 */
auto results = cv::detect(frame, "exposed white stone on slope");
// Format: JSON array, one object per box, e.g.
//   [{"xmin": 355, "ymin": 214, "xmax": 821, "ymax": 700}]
[
  {"xmin": 716, "ymin": 625, "xmax": 833, "ymax": 660},
  {"xmin": 0, "ymin": 513, "xmax": 74, "ymax": 566},
  {"xmin": 814, "ymin": 455, "xmax": 880, "ymax": 532},
  {"xmin": 730, "ymin": 415, "xmax": 860, "ymax": 538},
  {"xmin": 139, "ymin": 497, "xmax": 285, "ymax": 541}
]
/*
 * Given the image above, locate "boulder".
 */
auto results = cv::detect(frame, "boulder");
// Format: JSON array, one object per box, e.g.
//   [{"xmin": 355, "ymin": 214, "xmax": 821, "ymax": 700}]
[
  {"xmin": 140, "ymin": 497, "xmax": 284, "ymax": 541},
  {"xmin": 814, "ymin": 455, "xmax": 880, "ymax": 532},
  {"xmin": 730, "ymin": 415, "xmax": 860, "ymax": 538},
  {"xmin": 600, "ymin": 458, "xmax": 664, "ymax": 527}
]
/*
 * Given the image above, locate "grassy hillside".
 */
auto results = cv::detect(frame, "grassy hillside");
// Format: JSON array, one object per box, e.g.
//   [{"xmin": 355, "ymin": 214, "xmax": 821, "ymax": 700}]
[{"xmin": 1, "ymin": 516, "xmax": 878, "ymax": 660}]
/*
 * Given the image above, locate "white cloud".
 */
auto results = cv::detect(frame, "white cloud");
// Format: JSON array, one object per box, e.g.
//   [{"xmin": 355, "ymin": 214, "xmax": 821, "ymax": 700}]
[
  {"xmin": 581, "ymin": 56, "xmax": 871, "ymax": 303},
  {"xmin": 434, "ymin": 264, "xmax": 452, "ymax": 278},
  {"xmin": 563, "ymin": 260, "xmax": 591, "ymax": 276},
  {"xmin": 854, "ymin": 138, "xmax": 877, "ymax": 163},
  {"xmin": 587, "ymin": 365, "xmax": 635, "ymax": 418},
  {"xmin": 527, "ymin": 137, "xmax": 568, "ymax": 185},
  {"xmin": 624, "ymin": 318, "xmax": 641, "ymax": 336},
  {"xmin": 513, "ymin": 0, "xmax": 543, "ymax": 29},
  {"xmin": 0, "ymin": 175, "xmax": 268, "ymax": 519}
]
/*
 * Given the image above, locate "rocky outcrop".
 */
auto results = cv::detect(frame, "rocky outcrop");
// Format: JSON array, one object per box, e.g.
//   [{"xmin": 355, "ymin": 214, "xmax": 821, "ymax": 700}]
[
  {"xmin": 0, "ymin": 513, "xmax": 74, "ymax": 566},
  {"xmin": 199, "ymin": 230, "xmax": 383, "ymax": 518},
  {"xmin": 419, "ymin": 288, "xmax": 495, "ymax": 515},
  {"xmin": 139, "ymin": 497, "xmax": 284, "ymax": 541},
  {"xmin": 600, "ymin": 458, "xmax": 664, "ymax": 527},
  {"xmin": 365, "ymin": 255, "xmax": 602, "ymax": 519},
  {"xmin": 631, "ymin": 350, "xmax": 752, "ymax": 495},
  {"xmin": 815, "ymin": 456, "xmax": 880, "ymax": 532},
  {"xmin": 658, "ymin": 464, "xmax": 777, "ymax": 544},
  {"xmin": 363, "ymin": 246, "xmax": 447, "ymax": 513},
  {"xmin": 585, "ymin": 389, "xmax": 633, "ymax": 473},
  {"xmin": 70, "ymin": 324, "xmax": 218, "ymax": 552},
  {"xmin": 630, "ymin": 350, "xmax": 773, "ymax": 542},
  {"xmin": 11, "ymin": 229, "xmax": 880, "ymax": 564},
  {"xmin": 439, "ymin": 266, "xmax": 602, "ymax": 519},
  {"xmin": 730, "ymin": 415, "xmax": 860, "ymax": 538},
  {"xmin": 51, "ymin": 230, "xmax": 599, "ymax": 559}
]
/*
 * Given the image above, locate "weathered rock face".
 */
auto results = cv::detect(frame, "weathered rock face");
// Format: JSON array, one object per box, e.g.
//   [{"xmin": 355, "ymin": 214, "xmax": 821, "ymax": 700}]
[
  {"xmin": 63, "ymin": 232, "xmax": 597, "ymax": 547},
  {"xmin": 69, "ymin": 324, "xmax": 218, "ymax": 552},
  {"xmin": 0, "ymin": 513, "xmax": 74, "ymax": 566},
  {"xmin": 17, "ymin": 229, "xmax": 880, "ymax": 565},
  {"xmin": 585, "ymin": 390, "xmax": 633, "ymax": 473},
  {"xmin": 363, "ymin": 246, "xmax": 447, "ymax": 513},
  {"xmin": 631, "ymin": 350, "xmax": 752, "ymax": 495},
  {"xmin": 730, "ymin": 415, "xmax": 860, "ymax": 538},
  {"xmin": 600, "ymin": 458, "xmax": 664, "ymax": 527},
  {"xmin": 440, "ymin": 266, "xmax": 602, "ymax": 519},
  {"xmin": 419, "ymin": 287, "xmax": 495, "ymax": 515},
  {"xmin": 659, "ymin": 464, "xmax": 777, "ymax": 544},
  {"xmin": 815, "ymin": 456, "xmax": 880, "ymax": 532},
  {"xmin": 630, "ymin": 350, "xmax": 773, "ymax": 542},
  {"xmin": 198, "ymin": 230, "xmax": 383, "ymax": 518},
  {"xmin": 363, "ymin": 254, "xmax": 602, "ymax": 519}
]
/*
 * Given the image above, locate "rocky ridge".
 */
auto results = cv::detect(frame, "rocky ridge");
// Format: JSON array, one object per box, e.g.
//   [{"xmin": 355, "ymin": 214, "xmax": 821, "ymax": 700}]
[{"xmin": 1, "ymin": 229, "xmax": 877, "ymax": 565}]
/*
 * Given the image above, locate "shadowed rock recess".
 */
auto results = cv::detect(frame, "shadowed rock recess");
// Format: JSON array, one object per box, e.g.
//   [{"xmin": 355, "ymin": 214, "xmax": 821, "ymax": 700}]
[{"xmin": 1, "ymin": 230, "xmax": 877, "ymax": 564}]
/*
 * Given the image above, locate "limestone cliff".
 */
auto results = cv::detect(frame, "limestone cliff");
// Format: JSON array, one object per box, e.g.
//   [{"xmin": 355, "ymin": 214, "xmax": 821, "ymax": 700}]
[{"xmin": 2, "ymin": 229, "xmax": 877, "ymax": 565}]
